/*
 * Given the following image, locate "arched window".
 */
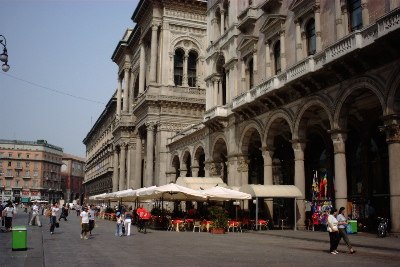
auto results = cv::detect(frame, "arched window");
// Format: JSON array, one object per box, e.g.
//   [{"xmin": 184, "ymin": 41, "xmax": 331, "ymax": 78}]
[
  {"xmin": 174, "ymin": 48, "xmax": 184, "ymax": 86},
  {"xmin": 274, "ymin": 41, "xmax": 281, "ymax": 74},
  {"xmin": 188, "ymin": 51, "xmax": 198, "ymax": 87},
  {"xmin": 348, "ymin": 0, "xmax": 362, "ymax": 31},
  {"xmin": 306, "ymin": 18, "xmax": 316, "ymax": 55},
  {"xmin": 248, "ymin": 58, "xmax": 254, "ymax": 89}
]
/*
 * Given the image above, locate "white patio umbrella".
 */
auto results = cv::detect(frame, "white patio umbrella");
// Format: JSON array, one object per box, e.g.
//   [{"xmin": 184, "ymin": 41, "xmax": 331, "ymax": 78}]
[
  {"xmin": 137, "ymin": 183, "xmax": 207, "ymax": 201},
  {"xmin": 200, "ymin": 186, "xmax": 251, "ymax": 201},
  {"xmin": 89, "ymin": 193, "xmax": 108, "ymax": 201}
]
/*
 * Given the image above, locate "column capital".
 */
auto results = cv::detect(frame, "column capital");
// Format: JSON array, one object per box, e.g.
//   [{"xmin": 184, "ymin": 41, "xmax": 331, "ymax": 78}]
[
  {"xmin": 151, "ymin": 23, "xmax": 159, "ymax": 31},
  {"xmin": 329, "ymin": 129, "xmax": 347, "ymax": 153},
  {"xmin": 145, "ymin": 121, "xmax": 156, "ymax": 131},
  {"xmin": 290, "ymin": 139, "xmax": 306, "ymax": 151},
  {"xmin": 380, "ymin": 116, "xmax": 400, "ymax": 143}
]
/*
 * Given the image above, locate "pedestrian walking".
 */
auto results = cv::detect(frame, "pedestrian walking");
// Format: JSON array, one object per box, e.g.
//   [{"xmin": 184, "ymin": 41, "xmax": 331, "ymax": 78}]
[
  {"xmin": 76, "ymin": 204, "xmax": 81, "ymax": 216},
  {"xmin": 59, "ymin": 204, "xmax": 68, "ymax": 221},
  {"xmin": 327, "ymin": 208, "xmax": 340, "ymax": 254},
  {"xmin": 337, "ymin": 207, "xmax": 356, "ymax": 254},
  {"xmin": 29, "ymin": 201, "xmax": 42, "ymax": 227},
  {"xmin": 88, "ymin": 205, "xmax": 96, "ymax": 236},
  {"xmin": 80, "ymin": 206, "xmax": 90, "ymax": 239},
  {"xmin": 49, "ymin": 202, "xmax": 60, "ymax": 235},
  {"xmin": 2, "ymin": 202, "xmax": 15, "ymax": 232},
  {"xmin": 115, "ymin": 212, "xmax": 123, "ymax": 237},
  {"xmin": 124, "ymin": 209, "xmax": 133, "ymax": 236}
]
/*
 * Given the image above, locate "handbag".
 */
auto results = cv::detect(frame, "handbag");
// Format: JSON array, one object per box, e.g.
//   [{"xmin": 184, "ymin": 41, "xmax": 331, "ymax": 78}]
[
  {"xmin": 55, "ymin": 222, "xmax": 60, "ymax": 228},
  {"xmin": 346, "ymin": 223, "xmax": 352, "ymax": 234}
]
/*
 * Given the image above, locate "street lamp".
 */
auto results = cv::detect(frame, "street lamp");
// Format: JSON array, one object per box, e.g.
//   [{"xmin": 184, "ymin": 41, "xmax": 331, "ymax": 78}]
[{"xmin": 0, "ymin": 35, "xmax": 10, "ymax": 72}]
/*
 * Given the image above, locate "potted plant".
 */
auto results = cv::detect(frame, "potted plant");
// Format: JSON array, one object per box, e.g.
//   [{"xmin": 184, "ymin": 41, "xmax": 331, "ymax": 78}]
[{"xmin": 209, "ymin": 206, "xmax": 228, "ymax": 234}]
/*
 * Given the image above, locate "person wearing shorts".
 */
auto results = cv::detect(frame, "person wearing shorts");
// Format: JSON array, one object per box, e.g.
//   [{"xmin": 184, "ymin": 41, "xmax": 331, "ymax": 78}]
[{"xmin": 80, "ymin": 207, "xmax": 90, "ymax": 240}]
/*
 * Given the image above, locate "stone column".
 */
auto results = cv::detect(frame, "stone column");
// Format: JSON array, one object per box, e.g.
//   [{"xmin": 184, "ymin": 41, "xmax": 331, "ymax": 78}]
[
  {"xmin": 335, "ymin": 0, "xmax": 344, "ymax": 39},
  {"xmin": 279, "ymin": 30, "xmax": 286, "ymax": 71},
  {"xmin": 169, "ymin": 52, "xmax": 175, "ymax": 86},
  {"xmin": 342, "ymin": 5, "xmax": 349, "ymax": 35},
  {"xmin": 134, "ymin": 137, "xmax": 142, "ymax": 189},
  {"xmin": 119, "ymin": 144, "xmax": 126, "ymax": 190},
  {"xmin": 112, "ymin": 149, "xmax": 119, "ymax": 192},
  {"xmin": 241, "ymin": 60, "xmax": 246, "ymax": 92},
  {"xmin": 292, "ymin": 140, "xmax": 306, "ymax": 228},
  {"xmin": 149, "ymin": 24, "xmax": 159, "ymax": 83},
  {"xmin": 145, "ymin": 122, "xmax": 155, "ymax": 187},
  {"xmin": 295, "ymin": 20, "xmax": 303, "ymax": 61},
  {"xmin": 382, "ymin": 119, "xmax": 400, "ymax": 232},
  {"xmin": 127, "ymin": 143, "xmax": 133, "ymax": 189},
  {"xmin": 220, "ymin": 9, "xmax": 225, "ymax": 35},
  {"xmin": 116, "ymin": 76, "xmax": 122, "ymax": 118},
  {"xmin": 253, "ymin": 49, "xmax": 258, "ymax": 83},
  {"xmin": 122, "ymin": 68, "xmax": 129, "ymax": 113},
  {"xmin": 314, "ymin": 5, "xmax": 322, "ymax": 52},
  {"xmin": 265, "ymin": 42, "xmax": 272, "ymax": 78},
  {"xmin": 182, "ymin": 54, "xmax": 188, "ymax": 87},
  {"xmin": 180, "ymin": 167, "xmax": 188, "ymax": 178},
  {"xmin": 262, "ymin": 147, "xmax": 274, "ymax": 218},
  {"xmin": 213, "ymin": 78, "xmax": 219, "ymax": 106},
  {"xmin": 191, "ymin": 166, "xmax": 199, "ymax": 177},
  {"xmin": 128, "ymin": 72, "xmax": 136, "ymax": 113},
  {"xmin": 139, "ymin": 42, "xmax": 146, "ymax": 94},
  {"xmin": 331, "ymin": 131, "xmax": 348, "ymax": 212},
  {"xmin": 361, "ymin": 0, "xmax": 369, "ymax": 26},
  {"xmin": 218, "ymin": 79, "xmax": 223, "ymax": 105}
]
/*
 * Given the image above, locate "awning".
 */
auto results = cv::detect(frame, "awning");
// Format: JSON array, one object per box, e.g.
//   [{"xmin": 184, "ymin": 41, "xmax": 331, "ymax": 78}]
[
  {"xmin": 176, "ymin": 177, "xmax": 227, "ymax": 190},
  {"xmin": 239, "ymin": 184, "xmax": 303, "ymax": 198},
  {"xmin": 199, "ymin": 186, "xmax": 251, "ymax": 201}
]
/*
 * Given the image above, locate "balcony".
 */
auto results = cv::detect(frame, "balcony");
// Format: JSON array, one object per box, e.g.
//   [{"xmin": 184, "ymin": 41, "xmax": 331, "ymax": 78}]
[
  {"xmin": 4, "ymin": 173, "xmax": 13, "ymax": 179},
  {"xmin": 232, "ymin": 8, "xmax": 400, "ymax": 113},
  {"xmin": 237, "ymin": 6, "xmax": 258, "ymax": 32},
  {"xmin": 14, "ymin": 165, "xmax": 23, "ymax": 170},
  {"xmin": 22, "ymin": 175, "xmax": 31, "ymax": 179},
  {"xmin": 204, "ymin": 105, "xmax": 229, "ymax": 130}
]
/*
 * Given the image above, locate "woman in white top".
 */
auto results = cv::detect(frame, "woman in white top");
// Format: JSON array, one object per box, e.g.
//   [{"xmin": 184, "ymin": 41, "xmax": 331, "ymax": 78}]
[
  {"xmin": 337, "ymin": 207, "xmax": 355, "ymax": 254},
  {"xmin": 327, "ymin": 208, "xmax": 340, "ymax": 254},
  {"xmin": 3, "ymin": 202, "xmax": 15, "ymax": 231}
]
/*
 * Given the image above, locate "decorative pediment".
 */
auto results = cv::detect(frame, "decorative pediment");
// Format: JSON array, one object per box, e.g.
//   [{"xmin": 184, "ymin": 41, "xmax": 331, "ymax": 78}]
[
  {"xmin": 238, "ymin": 35, "xmax": 259, "ymax": 57},
  {"xmin": 289, "ymin": 0, "xmax": 319, "ymax": 20},
  {"xmin": 260, "ymin": 14, "xmax": 286, "ymax": 40}
]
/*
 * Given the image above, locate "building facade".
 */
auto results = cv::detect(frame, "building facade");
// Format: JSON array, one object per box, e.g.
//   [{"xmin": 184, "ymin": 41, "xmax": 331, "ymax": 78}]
[
  {"xmin": 0, "ymin": 139, "xmax": 63, "ymax": 204},
  {"xmin": 84, "ymin": 0, "xmax": 400, "ymax": 232},
  {"xmin": 61, "ymin": 153, "xmax": 85, "ymax": 204}
]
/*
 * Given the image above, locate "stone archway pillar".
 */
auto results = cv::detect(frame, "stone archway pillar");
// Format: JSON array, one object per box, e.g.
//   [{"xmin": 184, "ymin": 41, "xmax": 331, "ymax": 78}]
[
  {"xmin": 112, "ymin": 149, "xmax": 119, "ymax": 192},
  {"xmin": 119, "ymin": 144, "xmax": 126, "ymax": 191},
  {"xmin": 180, "ymin": 168, "xmax": 188, "ymax": 178},
  {"xmin": 382, "ymin": 117, "xmax": 400, "ymax": 233},
  {"xmin": 237, "ymin": 155, "xmax": 249, "ymax": 210},
  {"xmin": 291, "ymin": 140, "xmax": 306, "ymax": 228},
  {"xmin": 330, "ymin": 130, "xmax": 348, "ymax": 212},
  {"xmin": 191, "ymin": 165, "xmax": 199, "ymax": 177},
  {"xmin": 227, "ymin": 156, "xmax": 238, "ymax": 186},
  {"xmin": 261, "ymin": 147, "xmax": 274, "ymax": 219},
  {"xmin": 145, "ymin": 122, "xmax": 155, "ymax": 187}
]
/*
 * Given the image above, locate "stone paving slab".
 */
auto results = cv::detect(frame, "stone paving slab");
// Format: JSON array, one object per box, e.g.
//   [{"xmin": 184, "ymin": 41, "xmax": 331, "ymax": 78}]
[{"xmin": 1, "ymin": 212, "xmax": 399, "ymax": 267}]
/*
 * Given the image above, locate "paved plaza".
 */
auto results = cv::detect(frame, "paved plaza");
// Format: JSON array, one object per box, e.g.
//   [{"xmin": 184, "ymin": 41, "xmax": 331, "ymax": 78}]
[{"xmin": 1, "ymin": 211, "xmax": 400, "ymax": 267}]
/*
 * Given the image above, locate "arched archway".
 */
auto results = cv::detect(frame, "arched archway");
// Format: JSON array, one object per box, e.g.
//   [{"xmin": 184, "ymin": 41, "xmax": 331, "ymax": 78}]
[
  {"xmin": 212, "ymin": 137, "xmax": 228, "ymax": 183},
  {"xmin": 338, "ymin": 86, "xmax": 388, "ymax": 230},
  {"xmin": 194, "ymin": 146, "xmax": 206, "ymax": 177},
  {"xmin": 182, "ymin": 151, "xmax": 192, "ymax": 177},
  {"xmin": 241, "ymin": 127, "xmax": 263, "ymax": 185},
  {"xmin": 171, "ymin": 155, "xmax": 180, "ymax": 181}
]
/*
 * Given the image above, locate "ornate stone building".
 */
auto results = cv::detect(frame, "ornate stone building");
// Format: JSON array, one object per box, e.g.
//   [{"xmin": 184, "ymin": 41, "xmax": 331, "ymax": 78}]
[{"xmin": 84, "ymin": 0, "xmax": 400, "ymax": 232}]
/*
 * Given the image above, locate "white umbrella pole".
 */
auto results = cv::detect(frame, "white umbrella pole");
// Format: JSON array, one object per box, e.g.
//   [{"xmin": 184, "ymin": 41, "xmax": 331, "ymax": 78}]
[
  {"xmin": 294, "ymin": 198, "xmax": 297, "ymax": 231},
  {"xmin": 255, "ymin": 197, "xmax": 258, "ymax": 231}
]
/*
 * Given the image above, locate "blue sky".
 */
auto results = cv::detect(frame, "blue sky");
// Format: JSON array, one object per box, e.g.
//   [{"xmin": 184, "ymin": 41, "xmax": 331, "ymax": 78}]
[{"xmin": 0, "ymin": 0, "xmax": 139, "ymax": 157}]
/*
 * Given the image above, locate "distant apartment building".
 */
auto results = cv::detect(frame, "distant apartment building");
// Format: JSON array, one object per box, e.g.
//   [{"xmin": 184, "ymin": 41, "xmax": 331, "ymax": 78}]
[
  {"xmin": 0, "ymin": 139, "xmax": 63, "ymax": 203},
  {"xmin": 61, "ymin": 153, "xmax": 85, "ymax": 204}
]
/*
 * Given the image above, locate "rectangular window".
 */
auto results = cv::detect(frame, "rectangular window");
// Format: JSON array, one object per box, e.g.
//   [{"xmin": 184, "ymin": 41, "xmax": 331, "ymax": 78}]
[
  {"xmin": 32, "ymin": 180, "xmax": 37, "ymax": 188},
  {"xmin": 27, "ymin": 154, "xmax": 30, "ymax": 159},
  {"xmin": 16, "ymin": 170, "xmax": 20, "ymax": 177},
  {"xmin": 18, "ymin": 153, "xmax": 22, "ymax": 159},
  {"xmin": 6, "ymin": 169, "xmax": 12, "ymax": 176},
  {"xmin": 0, "ymin": 152, "xmax": 3, "ymax": 159},
  {"xmin": 0, "ymin": 168, "xmax": 3, "ymax": 175},
  {"xmin": 35, "ymin": 154, "xmax": 39, "ymax": 160},
  {"xmin": 34, "ymin": 162, "xmax": 39, "ymax": 169},
  {"xmin": 26, "ymin": 161, "xmax": 30, "ymax": 168},
  {"xmin": 349, "ymin": 0, "xmax": 362, "ymax": 31},
  {"xmin": 8, "ymin": 161, "xmax": 12, "ymax": 167},
  {"xmin": 25, "ymin": 170, "xmax": 30, "ymax": 177},
  {"xmin": 24, "ymin": 180, "xmax": 29, "ymax": 187},
  {"xmin": 6, "ymin": 180, "xmax": 10, "ymax": 187},
  {"xmin": 8, "ymin": 153, "xmax": 12, "ymax": 158},
  {"xmin": 15, "ymin": 180, "xmax": 19, "ymax": 187},
  {"xmin": 33, "ymin": 171, "xmax": 38, "ymax": 177}
]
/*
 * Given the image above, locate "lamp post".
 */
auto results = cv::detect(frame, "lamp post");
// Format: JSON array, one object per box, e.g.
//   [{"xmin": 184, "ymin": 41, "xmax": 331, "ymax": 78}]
[{"xmin": 0, "ymin": 35, "xmax": 10, "ymax": 72}]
